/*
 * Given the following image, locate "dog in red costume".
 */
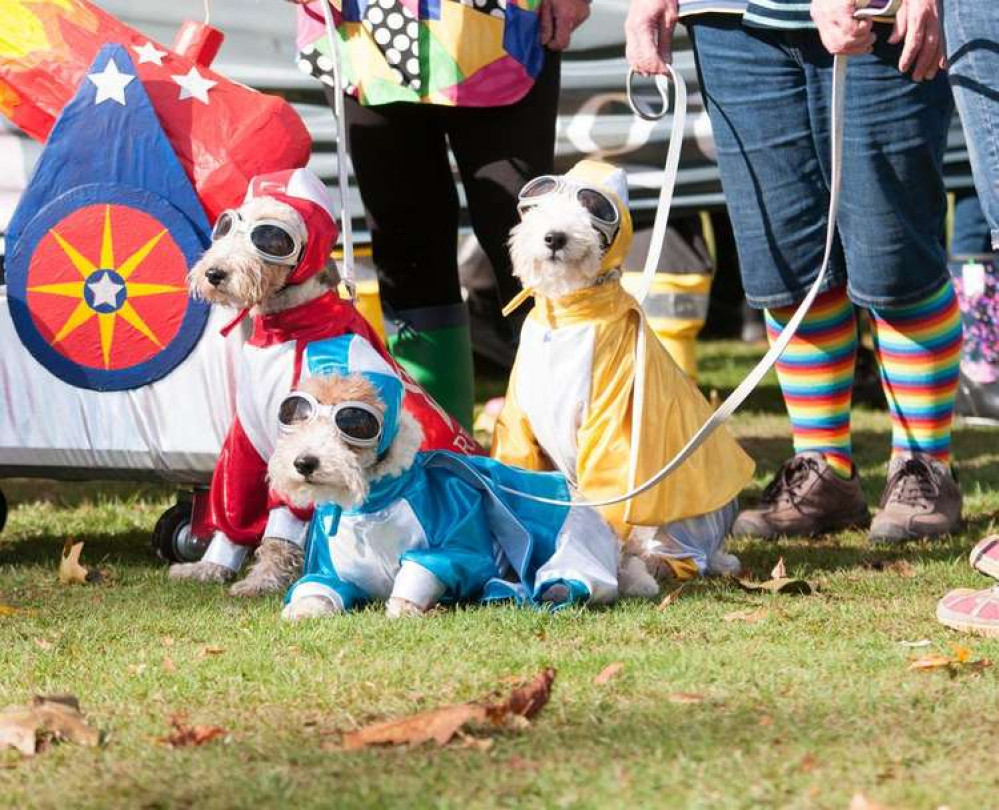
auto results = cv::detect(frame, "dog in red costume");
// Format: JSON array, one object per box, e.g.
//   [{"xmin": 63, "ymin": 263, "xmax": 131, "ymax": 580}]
[{"xmin": 171, "ymin": 168, "xmax": 480, "ymax": 595}]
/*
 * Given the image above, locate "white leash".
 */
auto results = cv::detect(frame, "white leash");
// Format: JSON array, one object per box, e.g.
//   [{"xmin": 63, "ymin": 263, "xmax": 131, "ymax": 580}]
[
  {"xmin": 625, "ymin": 66, "xmax": 687, "ymax": 305},
  {"xmin": 319, "ymin": 0, "xmax": 357, "ymax": 300},
  {"xmin": 498, "ymin": 54, "xmax": 849, "ymax": 508}
]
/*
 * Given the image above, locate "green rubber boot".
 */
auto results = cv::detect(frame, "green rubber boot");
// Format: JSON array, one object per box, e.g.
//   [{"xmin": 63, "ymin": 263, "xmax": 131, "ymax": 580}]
[{"xmin": 387, "ymin": 303, "xmax": 475, "ymax": 432}]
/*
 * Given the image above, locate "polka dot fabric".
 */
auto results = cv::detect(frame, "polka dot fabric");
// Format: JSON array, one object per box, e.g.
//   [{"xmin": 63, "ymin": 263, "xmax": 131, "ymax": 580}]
[{"xmin": 295, "ymin": 0, "xmax": 543, "ymax": 107}]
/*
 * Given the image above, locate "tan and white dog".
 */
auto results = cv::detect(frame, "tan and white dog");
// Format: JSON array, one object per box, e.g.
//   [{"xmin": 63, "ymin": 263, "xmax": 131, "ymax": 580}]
[{"xmin": 493, "ymin": 160, "xmax": 756, "ymax": 588}]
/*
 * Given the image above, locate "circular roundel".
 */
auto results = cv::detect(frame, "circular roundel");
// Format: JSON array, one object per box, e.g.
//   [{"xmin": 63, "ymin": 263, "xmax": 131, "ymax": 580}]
[{"xmin": 6, "ymin": 183, "xmax": 210, "ymax": 391}]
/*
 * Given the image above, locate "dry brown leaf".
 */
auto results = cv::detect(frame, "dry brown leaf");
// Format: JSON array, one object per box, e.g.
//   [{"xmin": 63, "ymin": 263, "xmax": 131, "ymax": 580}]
[
  {"xmin": 666, "ymin": 692, "xmax": 705, "ymax": 704},
  {"xmin": 909, "ymin": 645, "xmax": 992, "ymax": 673},
  {"xmin": 341, "ymin": 668, "xmax": 556, "ymax": 750},
  {"xmin": 657, "ymin": 585, "xmax": 686, "ymax": 610},
  {"xmin": 162, "ymin": 656, "xmax": 177, "ymax": 673},
  {"xmin": 594, "ymin": 662, "xmax": 624, "ymax": 685},
  {"xmin": 0, "ymin": 696, "xmax": 100, "ymax": 756},
  {"xmin": 770, "ymin": 557, "xmax": 788, "ymax": 580},
  {"xmin": 160, "ymin": 715, "xmax": 227, "ymax": 748},
  {"xmin": 723, "ymin": 608, "xmax": 769, "ymax": 624},
  {"xmin": 800, "ymin": 752, "xmax": 818, "ymax": 773},
  {"xmin": 199, "ymin": 645, "xmax": 225, "ymax": 657},
  {"xmin": 59, "ymin": 540, "xmax": 90, "ymax": 584},
  {"xmin": 0, "ymin": 604, "xmax": 33, "ymax": 617}
]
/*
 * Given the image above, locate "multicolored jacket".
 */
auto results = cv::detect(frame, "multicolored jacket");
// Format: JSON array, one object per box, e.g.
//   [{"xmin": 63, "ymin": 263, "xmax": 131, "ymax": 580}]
[{"xmin": 295, "ymin": 0, "xmax": 545, "ymax": 107}]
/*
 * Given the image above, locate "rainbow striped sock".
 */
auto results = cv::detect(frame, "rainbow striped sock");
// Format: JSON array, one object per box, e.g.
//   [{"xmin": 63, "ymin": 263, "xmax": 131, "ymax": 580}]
[
  {"xmin": 765, "ymin": 286, "xmax": 858, "ymax": 479},
  {"xmin": 869, "ymin": 282, "xmax": 962, "ymax": 463}
]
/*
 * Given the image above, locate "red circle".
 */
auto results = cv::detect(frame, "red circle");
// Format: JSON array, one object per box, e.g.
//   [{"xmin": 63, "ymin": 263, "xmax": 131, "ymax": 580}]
[{"xmin": 25, "ymin": 203, "xmax": 190, "ymax": 370}]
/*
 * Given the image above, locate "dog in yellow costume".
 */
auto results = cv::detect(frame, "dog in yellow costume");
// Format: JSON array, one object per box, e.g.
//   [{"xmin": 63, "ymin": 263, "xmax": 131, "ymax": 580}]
[{"xmin": 494, "ymin": 160, "xmax": 755, "ymax": 584}]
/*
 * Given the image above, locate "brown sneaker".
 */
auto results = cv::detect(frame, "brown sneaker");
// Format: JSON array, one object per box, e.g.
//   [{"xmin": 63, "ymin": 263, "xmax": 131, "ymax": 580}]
[
  {"xmin": 869, "ymin": 453, "xmax": 962, "ymax": 544},
  {"xmin": 731, "ymin": 452, "xmax": 870, "ymax": 539}
]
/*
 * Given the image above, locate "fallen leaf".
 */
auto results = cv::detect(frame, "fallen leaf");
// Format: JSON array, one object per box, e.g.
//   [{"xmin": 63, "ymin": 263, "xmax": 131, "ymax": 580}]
[
  {"xmin": 0, "ymin": 604, "xmax": 33, "ymax": 617},
  {"xmin": 666, "ymin": 692, "xmax": 705, "ymax": 704},
  {"xmin": 507, "ymin": 755, "xmax": 538, "ymax": 772},
  {"xmin": 735, "ymin": 577, "xmax": 813, "ymax": 595},
  {"xmin": 899, "ymin": 639, "xmax": 932, "ymax": 648},
  {"xmin": 59, "ymin": 540, "xmax": 90, "ymax": 584},
  {"xmin": 770, "ymin": 557, "xmax": 787, "ymax": 579},
  {"xmin": 594, "ymin": 663, "xmax": 624, "ymax": 685},
  {"xmin": 758, "ymin": 714, "xmax": 773, "ymax": 727},
  {"xmin": 0, "ymin": 696, "xmax": 100, "ymax": 756},
  {"xmin": 723, "ymin": 608, "xmax": 769, "ymax": 624},
  {"xmin": 909, "ymin": 645, "xmax": 992, "ymax": 673},
  {"xmin": 800, "ymin": 752, "xmax": 818, "ymax": 773},
  {"xmin": 657, "ymin": 585, "xmax": 686, "ymax": 610},
  {"xmin": 162, "ymin": 656, "xmax": 177, "ymax": 673},
  {"xmin": 341, "ymin": 668, "xmax": 556, "ymax": 750},
  {"xmin": 161, "ymin": 636, "xmax": 175, "ymax": 648},
  {"xmin": 199, "ymin": 645, "xmax": 225, "ymax": 657},
  {"xmin": 160, "ymin": 715, "xmax": 226, "ymax": 748}
]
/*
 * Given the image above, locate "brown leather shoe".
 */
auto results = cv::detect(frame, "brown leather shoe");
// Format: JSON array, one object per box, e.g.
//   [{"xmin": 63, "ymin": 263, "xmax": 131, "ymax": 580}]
[
  {"xmin": 869, "ymin": 453, "xmax": 962, "ymax": 544},
  {"xmin": 731, "ymin": 452, "xmax": 870, "ymax": 539}
]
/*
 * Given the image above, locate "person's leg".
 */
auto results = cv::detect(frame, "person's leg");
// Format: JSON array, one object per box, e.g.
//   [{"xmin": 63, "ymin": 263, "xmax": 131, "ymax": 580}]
[
  {"xmin": 340, "ymin": 94, "xmax": 474, "ymax": 429},
  {"xmin": 688, "ymin": 16, "xmax": 868, "ymax": 538},
  {"xmin": 798, "ymin": 30, "xmax": 960, "ymax": 542},
  {"xmin": 444, "ymin": 52, "xmax": 561, "ymax": 309}
]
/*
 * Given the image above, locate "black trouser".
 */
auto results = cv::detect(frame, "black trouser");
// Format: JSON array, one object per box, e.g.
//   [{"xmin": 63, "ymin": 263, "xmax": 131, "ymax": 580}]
[{"xmin": 330, "ymin": 52, "xmax": 560, "ymax": 314}]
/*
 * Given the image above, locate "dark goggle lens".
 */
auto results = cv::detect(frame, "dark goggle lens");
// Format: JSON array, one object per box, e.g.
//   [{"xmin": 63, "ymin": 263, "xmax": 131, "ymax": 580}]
[
  {"xmin": 212, "ymin": 212, "xmax": 235, "ymax": 240},
  {"xmin": 335, "ymin": 407, "xmax": 381, "ymax": 442},
  {"xmin": 250, "ymin": 224, "xmax": 297, "ymax": 259},
  {"xmin": 278, "ymin": 395, "xmax": 314, "ymax": 427},
  {"xmin": 577, "ymin": 189, "xmax": 617, "ymax": 223},
  {"xmin": 520, "ymin": 177, "xmax": 558, "ymax": 199}
]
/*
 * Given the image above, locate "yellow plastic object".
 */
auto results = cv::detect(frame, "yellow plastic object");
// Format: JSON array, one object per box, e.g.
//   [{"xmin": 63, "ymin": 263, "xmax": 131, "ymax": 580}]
[{"xmin": 621, "ymin": 271, "xmax": 712, "ymax": 381}]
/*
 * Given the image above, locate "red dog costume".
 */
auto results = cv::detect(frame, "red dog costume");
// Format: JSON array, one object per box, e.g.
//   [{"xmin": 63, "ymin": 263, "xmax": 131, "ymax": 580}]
[{"xmin": 200, "ymin": 169, "xmax": 481, "ymax": 572}]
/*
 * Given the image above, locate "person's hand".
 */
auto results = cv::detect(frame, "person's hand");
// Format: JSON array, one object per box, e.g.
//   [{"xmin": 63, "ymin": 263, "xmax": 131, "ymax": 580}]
[
  {"xmin": 625, "ymin": 0, "xmax": 678, "ymax": 75},
  {"xmin": 539, "ymin": 0, "xmax": 591, "ymax": 52},
  {"xmin": 811, "ymin": 0, "xmax": 875, "ymax": 56},
  {"xmin": 888, "ymin": 0, "xmax": 946, "ymax": 81}
]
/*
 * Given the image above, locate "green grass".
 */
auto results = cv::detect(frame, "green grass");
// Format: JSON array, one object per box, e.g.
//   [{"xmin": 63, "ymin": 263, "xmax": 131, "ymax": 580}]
[{"xmin": 2, "ymin": 340, "xmax": 999, "ymax": 809}]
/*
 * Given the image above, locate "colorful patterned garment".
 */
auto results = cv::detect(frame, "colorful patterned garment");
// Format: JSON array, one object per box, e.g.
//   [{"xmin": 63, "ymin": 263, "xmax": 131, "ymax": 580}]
[{"xmin": 295, "ymin": 0, "xmax": 544, "ymax": 107}]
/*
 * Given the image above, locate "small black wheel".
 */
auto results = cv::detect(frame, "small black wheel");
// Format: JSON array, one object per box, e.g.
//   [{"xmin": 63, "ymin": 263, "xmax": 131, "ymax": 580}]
[
  {"xmin": 152, "ymin": 501, "xmax": 208, "ymax": 563},
  {"xmin": 0, "ymin": 488, "xmax": 7, "ymax": 535}
]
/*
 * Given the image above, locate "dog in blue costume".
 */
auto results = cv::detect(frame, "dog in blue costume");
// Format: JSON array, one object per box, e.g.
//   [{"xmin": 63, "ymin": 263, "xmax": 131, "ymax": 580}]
[{"xmin": 268, "ymin": 333, "xmax": 655, "ymax": 619}]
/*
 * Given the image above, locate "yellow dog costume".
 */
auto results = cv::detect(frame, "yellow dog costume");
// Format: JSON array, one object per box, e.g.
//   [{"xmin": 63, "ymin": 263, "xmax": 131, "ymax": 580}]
[{"xmin": 493, "ymin": 160, "xmax": 755, "ymax": 580}]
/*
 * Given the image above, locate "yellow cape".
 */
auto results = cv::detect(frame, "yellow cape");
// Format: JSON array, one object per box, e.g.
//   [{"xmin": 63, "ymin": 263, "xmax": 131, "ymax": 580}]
[{"xmin": 493, "ymin": 279, "xmax": 755, "ymax": 538}]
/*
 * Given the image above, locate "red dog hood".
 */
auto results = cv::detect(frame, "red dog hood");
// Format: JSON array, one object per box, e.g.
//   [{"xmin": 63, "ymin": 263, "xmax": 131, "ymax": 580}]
[{"xmin": 245, "ymin": 168, "xmax": 339, "ymax": 285}]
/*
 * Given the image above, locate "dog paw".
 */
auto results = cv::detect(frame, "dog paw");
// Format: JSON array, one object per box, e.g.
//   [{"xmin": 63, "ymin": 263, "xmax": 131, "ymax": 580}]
[
  {"xmin": 385, "ymin": 597, "xmax": 428, "ymax": 619},
  {"xmin": 168, "ymin": 561, "xmax": 235, "ymax": 583},
  {"xmin": 618, "ymin": 554, "xmax": 662, "ymax": 599},
  {"xmin": 230, "ymin": 538, "xmax": 303, "ymax": 598},
  {"xmin": 281, "ymin": 595, "xmax": 341, "ymax": 621}
]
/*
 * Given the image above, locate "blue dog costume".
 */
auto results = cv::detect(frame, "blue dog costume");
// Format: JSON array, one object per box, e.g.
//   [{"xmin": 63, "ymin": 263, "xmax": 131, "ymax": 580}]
[{"xmin": 285, "ymin": 334, "xmax": 623, "ymax": 612}]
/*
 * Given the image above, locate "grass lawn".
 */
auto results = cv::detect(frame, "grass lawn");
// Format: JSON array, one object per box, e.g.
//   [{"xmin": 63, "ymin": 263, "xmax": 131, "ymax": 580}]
[{"xmin": 2, "ymin": 340, "xmax": 998, "ymax": 810}]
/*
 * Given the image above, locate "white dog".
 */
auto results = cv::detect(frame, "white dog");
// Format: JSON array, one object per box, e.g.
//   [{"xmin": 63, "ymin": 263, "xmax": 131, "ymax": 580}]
[{"xmin": 494, "ymin": 160, "xmax": 756, "ymax": 588}]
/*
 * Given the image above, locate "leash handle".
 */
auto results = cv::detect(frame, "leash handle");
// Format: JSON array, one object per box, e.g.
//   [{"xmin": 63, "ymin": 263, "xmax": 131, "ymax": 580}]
[
  {"xmin": 319, "ymin": 0, "xmax": 357, "ymax": 300},
  {"xmin": 625, "ymin": 67, "xmax": 687, "ymax": 305},
  {"xmin": 497, "ymin": 56, "xmax": 849, "ymax": 509}
]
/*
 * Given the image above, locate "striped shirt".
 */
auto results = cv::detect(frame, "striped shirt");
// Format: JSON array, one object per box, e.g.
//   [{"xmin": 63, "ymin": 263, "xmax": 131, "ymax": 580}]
[{"xmin": 678, "ymin": 0, "xmax": 815, "ymax": 30}]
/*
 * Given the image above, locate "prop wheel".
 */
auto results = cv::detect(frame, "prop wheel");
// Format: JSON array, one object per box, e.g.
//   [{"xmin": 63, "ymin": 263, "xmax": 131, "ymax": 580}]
[
  {"xmin": 0, "ymin": 488, "xmax": 7, "ymax": 535},
  {"xmin": 153, "ymin": 502, "xmax": 208, "ymax": 563}
]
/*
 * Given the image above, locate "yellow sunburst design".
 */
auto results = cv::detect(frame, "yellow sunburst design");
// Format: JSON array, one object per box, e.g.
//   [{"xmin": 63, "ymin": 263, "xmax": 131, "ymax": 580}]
[{"xmin": 28, "ymin": 205, "xmax": 185, "ymax": 369}]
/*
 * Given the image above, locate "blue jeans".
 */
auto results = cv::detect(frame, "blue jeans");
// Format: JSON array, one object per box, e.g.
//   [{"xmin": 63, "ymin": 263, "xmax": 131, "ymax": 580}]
[
  {"xmin": 687, "ymin": 15, "xmax": 954, "ymax": 309},
  {"xmin": 941, "ymin": 0, "xmax": 999, "ymax": 251}
]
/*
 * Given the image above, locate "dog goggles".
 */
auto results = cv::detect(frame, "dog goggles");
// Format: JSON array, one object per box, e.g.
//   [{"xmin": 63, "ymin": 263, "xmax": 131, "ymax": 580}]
[
  {"xmin": 211, "ymin": 210, "xmax": 302, "ymax": 266},
  {"xmin": 517, "ymin": 176, "xmax": 621, "ymax": 248},
  {"xmin": 277, "ymin": 392, "xmax": 383, "ymax": 449}
]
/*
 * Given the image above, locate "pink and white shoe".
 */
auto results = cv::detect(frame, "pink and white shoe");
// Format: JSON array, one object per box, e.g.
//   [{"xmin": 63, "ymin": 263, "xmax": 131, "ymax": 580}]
[
  {"xmin": 936, "ymin": 586, "xmax": 999, "ymax": 638},
  {"xmin": 969, "ymin": 535, "xmax": 999, "ymax": 580}
]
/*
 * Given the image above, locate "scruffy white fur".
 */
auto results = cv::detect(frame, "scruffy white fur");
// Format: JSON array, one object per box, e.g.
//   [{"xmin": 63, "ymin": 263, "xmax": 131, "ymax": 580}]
[
  {"xmin": 268, "ymin": 375, "xmax": 426, "ymax": 620},
  {"xmin": 170, "ymin": 196, "xmax": 337, "ymax": 596},
  {"xmin": 509, "ymin": 194, "xmax": 604, "ymax": 299},
  {"xmin": 508, "ymin": 185, "xmax": 740, "ymax": 586}
]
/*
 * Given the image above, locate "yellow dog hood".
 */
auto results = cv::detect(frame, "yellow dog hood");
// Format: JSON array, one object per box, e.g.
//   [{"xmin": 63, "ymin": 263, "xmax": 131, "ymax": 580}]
[{"xmin": 566, "ymin": 159, "xmax": 634, "ymax": 273}]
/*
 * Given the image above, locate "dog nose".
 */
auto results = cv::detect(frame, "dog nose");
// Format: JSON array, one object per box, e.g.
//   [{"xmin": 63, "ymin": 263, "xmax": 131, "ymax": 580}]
[
  {"xmin": 205, "ymin": 267, "xmax": 228, "ymax": 287},
  {"xmin": 293, "ymin": 454, "xmax": 319, "ymax": 478},
  {"xmin": 544, "ymin": 231, "xmax": 567, "ymax": 251}
]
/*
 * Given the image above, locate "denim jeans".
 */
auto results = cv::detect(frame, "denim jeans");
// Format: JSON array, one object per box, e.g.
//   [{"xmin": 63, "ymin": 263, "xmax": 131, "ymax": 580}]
[
  {"xmin": 688, "ymin": 15, "xmax": 954, "ymax": 309},
  {"xmin": 941, "ymin": 0, "xmax": 999, "ymax": 250}
]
